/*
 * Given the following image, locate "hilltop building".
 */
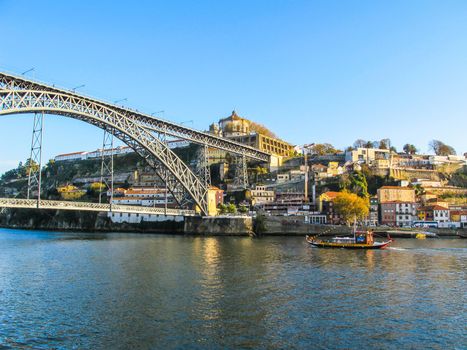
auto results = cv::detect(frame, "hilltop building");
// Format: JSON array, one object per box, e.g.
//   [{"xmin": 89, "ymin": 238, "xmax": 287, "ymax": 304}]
[
  {"xmin": 209, "ymin": 111, "xmax": 293, "ymax": 157},
  {"xmin": 345, "ymin": 147, "xmax": 391, "ymax": 165}
]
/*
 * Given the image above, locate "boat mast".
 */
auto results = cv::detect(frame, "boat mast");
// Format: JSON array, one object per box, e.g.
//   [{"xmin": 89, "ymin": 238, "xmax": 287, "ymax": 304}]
[{"xmin": 353, "ymin": 216, "xmax": 357, "ymax": 242}]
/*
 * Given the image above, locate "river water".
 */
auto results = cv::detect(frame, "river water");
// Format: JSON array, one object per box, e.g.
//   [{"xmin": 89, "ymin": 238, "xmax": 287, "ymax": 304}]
[{"xmin": 0, "ymin": 228, "xmax": 465, "ymax": 349}]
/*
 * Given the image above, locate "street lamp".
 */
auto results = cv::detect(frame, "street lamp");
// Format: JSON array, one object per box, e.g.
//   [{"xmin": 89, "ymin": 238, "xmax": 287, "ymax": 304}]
[
  {"xmin": 151, "ymin": 110, "xmax": 165, "ymax": 117},
  {"xmin": 114, "ymin": 98, "xmax": 127, "ymax": 104},
  {"xmin": 72, "ymin": 84, "xmax": 85, "ymax": 92},
  {"xmin": 22, "ymin": 67, "xmax": 35, "ymax": 76}
]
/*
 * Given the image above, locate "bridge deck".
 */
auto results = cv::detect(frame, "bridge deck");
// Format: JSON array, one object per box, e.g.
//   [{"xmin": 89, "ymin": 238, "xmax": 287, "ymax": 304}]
[{"xmin": 0, "ymin": 198, "xmax": 196, "ymax": 216}]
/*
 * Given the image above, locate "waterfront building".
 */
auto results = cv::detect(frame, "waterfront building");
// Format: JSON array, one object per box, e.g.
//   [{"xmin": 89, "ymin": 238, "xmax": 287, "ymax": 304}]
[
  {"xmin": 380, "ymin": 202, "xmax": 397, "ymax": 226},
  {"xmin": 394, "ymin": 201, "xmax": 418, "ymax": 227},
  {"xmin": 306, "ymin": 213, "xmax": 327, "ymax": 224},
  {"xmin": 417, "ymin": 205, "xmax": 450, "ymax": 224},
  {"xmin": 207, "ymin": 186, "xmax": 224, "ymax": 216},
  {"xmin": 108, "ymin": 212, "xmax": 184, "ymax": 224},
  {"xmin": 449, "ymin": 209, "xmax": 467, "ymax": 228},
  {"xmin": 318, "ymin": 191, "xmax": 342, "ymax": 224},
  {"xmin": 363, "ymin": 196, "xmax": 379, "ymax": 226}
]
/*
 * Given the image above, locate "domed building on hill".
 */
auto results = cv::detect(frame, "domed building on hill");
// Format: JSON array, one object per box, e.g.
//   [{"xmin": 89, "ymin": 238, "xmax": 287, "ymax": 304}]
[{"xmin": 209, "ymin": 111, "xmax": 293, "ymax": 157}]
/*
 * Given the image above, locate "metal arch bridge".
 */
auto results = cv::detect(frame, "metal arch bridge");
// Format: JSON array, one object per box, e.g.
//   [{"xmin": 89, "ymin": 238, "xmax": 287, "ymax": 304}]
[{"xmin": 0, "ymin": 71, "xmax": 270, "ymax": 216}]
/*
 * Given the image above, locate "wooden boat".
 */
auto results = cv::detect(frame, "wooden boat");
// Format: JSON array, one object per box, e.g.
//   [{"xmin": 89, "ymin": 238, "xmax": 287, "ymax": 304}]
[{"xmin": 306, "ymin": 230, "xmax": 393, "ymax": 250}]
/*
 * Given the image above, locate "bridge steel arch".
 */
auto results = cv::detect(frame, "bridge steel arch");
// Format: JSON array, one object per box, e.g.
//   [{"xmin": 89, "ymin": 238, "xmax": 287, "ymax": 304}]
[
  {"xmin": 0, "ymin": 72, "xmax": 270, "ymax": 162},
  {"xmin": 0, "ymin": 88, "xmax": 210, "ymax": 215}
]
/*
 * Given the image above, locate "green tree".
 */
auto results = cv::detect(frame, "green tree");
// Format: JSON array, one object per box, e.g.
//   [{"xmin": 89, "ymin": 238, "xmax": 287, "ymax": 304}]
[
  {"xmin": 227, "ymin": 203, "xmax": 237, "ymax": 214},
  {"xmin": 379, "ymin": 139, "xmax": 388, "ymax": 149},
  {"xmin": 89, "ymin": 182, "xmax": 106, "ymax": 193},
  {"xmin": 310, "ymin": 143, "xmax": 339, "ymax": 156},
  {"xmin": 403, "ymin": 144, "xmax": 418, "ymax": 154},
  {"xmin": 218, "ymin": 203, "xmax": 228, "ymax": 214},
  {"xmin": 339, "ymin": 171, "xmax": 369, "ymax": 198},
  {"xmin": 238, "ymin": 205, "xmax": 248, "ymax": 214}
]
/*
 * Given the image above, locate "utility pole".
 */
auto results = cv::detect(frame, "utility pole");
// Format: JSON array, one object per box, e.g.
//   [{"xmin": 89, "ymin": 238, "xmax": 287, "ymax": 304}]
[
  {"xmin": 303, "ymin": 143, "xmax": 315, "ymax": 203},
  {"xmin": 304, "ymin": 151, "xmax": 308, "ymax": 202}
]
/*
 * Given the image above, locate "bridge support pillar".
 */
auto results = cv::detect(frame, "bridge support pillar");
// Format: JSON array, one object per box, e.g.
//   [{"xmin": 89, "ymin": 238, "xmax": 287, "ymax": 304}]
[
  {"xmin": 27, "ymin": 112, "xmax": 44, "ymax": 207},
  {"xmin": 233, "ymin": 154, "xmax": 248, "ymax": 189},
  {"xmin": 99, "ymin": 129, "xmax": 114, "ymax": 205},
  {"xmin": 195, "ymin": 144, "xmax": 211, "ymax": 188}
]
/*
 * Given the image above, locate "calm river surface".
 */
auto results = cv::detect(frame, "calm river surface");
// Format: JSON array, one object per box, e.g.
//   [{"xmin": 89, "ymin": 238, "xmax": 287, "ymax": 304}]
[{"xmin": 0, "ymin": 228, "xmax": 465, "ymax": 349}]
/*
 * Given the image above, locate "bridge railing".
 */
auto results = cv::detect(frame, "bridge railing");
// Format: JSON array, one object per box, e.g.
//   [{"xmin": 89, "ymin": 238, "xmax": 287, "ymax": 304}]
[{"xmin": 0, "ymin": 198, "xmax": 196, "ymax": 216}]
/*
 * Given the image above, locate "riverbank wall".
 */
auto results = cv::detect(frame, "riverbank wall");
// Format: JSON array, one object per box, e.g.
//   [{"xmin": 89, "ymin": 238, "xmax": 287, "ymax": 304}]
[{"xmin": 0, "ymin": 209, "xmax": 464, "ymax": 237}]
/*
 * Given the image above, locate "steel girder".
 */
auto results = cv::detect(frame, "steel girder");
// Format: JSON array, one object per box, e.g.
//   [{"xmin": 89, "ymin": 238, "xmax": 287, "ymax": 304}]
[
  {"xmin": 0, "ymin": 72, "xmax": 271, "ymax": 162},
  {"xmin": 0, "ymin": 89, "xmax": 209, "ymax": 215}
]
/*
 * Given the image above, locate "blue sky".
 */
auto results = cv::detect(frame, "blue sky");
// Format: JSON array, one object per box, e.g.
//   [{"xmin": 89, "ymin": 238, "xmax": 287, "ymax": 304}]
[{"xmin": 1, "ymin": 0, "xmax": 466, "ymax": 174}]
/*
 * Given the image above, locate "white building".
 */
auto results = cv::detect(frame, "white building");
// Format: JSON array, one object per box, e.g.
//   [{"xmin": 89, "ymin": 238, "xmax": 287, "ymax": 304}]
[
  {"xmin": 108, "ymin": 212, "xmax": 184, "ymax": 224},
  {"xmin": 345, "ymin": 147, "xmax": 390, "ymax": 164},
  {"xmin": 109, "ymin": 187, "xmax": 175, "ymax": 207},
  {"xmin": 429, "ymin": 155, "xmax": 467, "ymax": 165},
  {"xmin": 54, "ymin": 151, "xmax": 88, "ymax": 162},
  {"xmin": 395, "ymin": 202, "xmax": 418, "ymax": 227},
  {"xmin": 433, "ymin": 206, "xmax": 450, "ymax": 223},
  {"xmin": 276, "ymin": 173, "xmax": 290, "ymax": 183},
  {"xmin": 288, "ymin": 170, "xmax": 306, "ymax": 181}
]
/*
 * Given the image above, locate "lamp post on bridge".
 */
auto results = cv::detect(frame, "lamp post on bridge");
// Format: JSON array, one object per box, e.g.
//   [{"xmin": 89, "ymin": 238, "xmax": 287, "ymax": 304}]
[
  {"xmin": 21, "ymin": 67, "xmax": 35, "ymax": 77},
  {"xmin": 72, "ymin": 84, "xmax": 85, "ymax": 93}
]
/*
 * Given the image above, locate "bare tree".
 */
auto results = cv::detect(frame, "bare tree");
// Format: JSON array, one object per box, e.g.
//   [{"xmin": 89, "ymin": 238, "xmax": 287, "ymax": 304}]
[{"xmin": 429, "ymin": 140, "xmax": 456, "ymax": 156}]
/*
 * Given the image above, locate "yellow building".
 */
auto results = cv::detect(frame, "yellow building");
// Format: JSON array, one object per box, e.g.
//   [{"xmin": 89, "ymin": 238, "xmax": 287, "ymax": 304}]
[
  {"xmin": 229, "ymin": 133, "xmax": 293, "ymax": 157},
  {"xmin": 377, "ymin": 186, "xmax": 415, "ymax": 203},
  {"xmin": 326, "ymin": 162, "xmax": 344, "ymax": 176},
  {"xmin": 206, "ymin": 186, "xmax": 224, "ymax": 216},
  {"xmin": 57, "ymin": 185, "xmax": 86, "ymax": 200},
  {"xmin": 373, "ymin": 159, "xmax": 390, "ymax": 169},
  {"xmin": 318, "ymin": 191, "xmax": 340, "ymax": 212}
]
